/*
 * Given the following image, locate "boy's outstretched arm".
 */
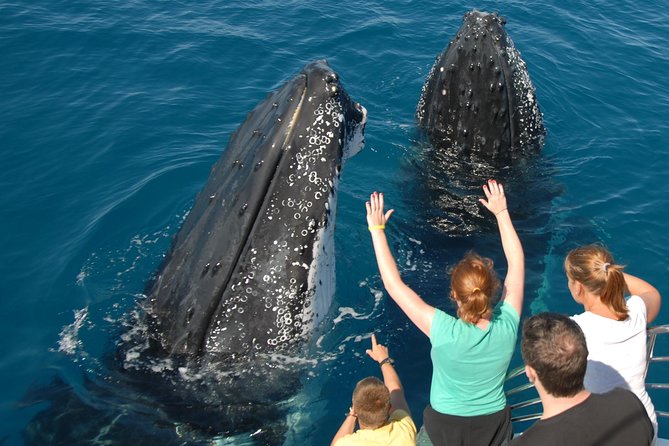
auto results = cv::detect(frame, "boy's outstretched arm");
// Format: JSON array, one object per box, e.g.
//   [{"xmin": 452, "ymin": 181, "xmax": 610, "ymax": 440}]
[
  {"xmin": 330, "ymin": 410, "xmax": 357, "ymax": 446},
  {"xmin": 366, "ymin": 334, "xmax": 410, "ymax": 415}
]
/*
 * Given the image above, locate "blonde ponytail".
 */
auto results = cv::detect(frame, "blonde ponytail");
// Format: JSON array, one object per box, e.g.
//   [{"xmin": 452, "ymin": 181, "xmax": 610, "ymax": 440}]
[{"xmin": 565, "ymin": 245, "xmax": 628, "ymax": 320}]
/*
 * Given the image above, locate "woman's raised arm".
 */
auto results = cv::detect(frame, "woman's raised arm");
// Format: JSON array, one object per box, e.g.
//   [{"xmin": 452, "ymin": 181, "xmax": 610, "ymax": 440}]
[
  {"xmin": 624, "ymin": 272, "xmax": 661, "ymax": 323},
  {"xmin": 479, "ymin": 180, "xmax": 525, "ymax": 317},
  {"xmin": 366, "ymin": 192, "xmax": 435, "ymax": 336}
]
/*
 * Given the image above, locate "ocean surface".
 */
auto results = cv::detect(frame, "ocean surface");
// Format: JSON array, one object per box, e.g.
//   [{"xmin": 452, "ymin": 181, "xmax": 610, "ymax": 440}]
[{"xmin": 2, "ymin": 0, "xmax": 669, "ymax": 444}]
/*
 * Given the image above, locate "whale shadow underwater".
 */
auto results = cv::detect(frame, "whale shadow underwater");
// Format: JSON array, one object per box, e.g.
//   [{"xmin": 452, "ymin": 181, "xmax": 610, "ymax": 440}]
[{"xmin": 22, "ymin": 60, "xmax": 367, "ymax": 445}]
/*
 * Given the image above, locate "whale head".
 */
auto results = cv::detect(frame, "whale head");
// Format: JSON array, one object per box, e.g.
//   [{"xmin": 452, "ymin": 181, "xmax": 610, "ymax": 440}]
[
  {"xmin": 144, "ymin": 60, "xmax": 367, "ymax": 361},
  {"xmin": 417, "ymin": 10, "xmax": 545, "ymax": 158}
]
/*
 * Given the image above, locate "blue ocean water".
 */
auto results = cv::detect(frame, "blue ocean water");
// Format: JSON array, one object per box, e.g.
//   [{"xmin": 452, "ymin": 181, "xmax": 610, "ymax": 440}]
[{"xmin": 2, "ymin": 0, "xmax": 668, "ymax": 444}]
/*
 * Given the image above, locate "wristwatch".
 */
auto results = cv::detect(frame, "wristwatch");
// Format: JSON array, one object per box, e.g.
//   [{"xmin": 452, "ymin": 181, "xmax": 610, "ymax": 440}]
[{"xmin": 379, "ymin": 357, "xmax": 395, "ymax": 366}]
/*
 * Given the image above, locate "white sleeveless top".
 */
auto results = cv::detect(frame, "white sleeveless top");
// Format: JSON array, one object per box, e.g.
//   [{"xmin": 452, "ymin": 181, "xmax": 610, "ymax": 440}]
[{"xmin": 572, "ymin": 295, "xmax": 657, "ymax": 433}]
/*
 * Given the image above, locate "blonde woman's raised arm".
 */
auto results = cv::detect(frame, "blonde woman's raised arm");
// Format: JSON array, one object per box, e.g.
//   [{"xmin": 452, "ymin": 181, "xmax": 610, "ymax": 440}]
[{"xmin": 624, "ymin": 272, "xmax": 661, "ymax": 323}]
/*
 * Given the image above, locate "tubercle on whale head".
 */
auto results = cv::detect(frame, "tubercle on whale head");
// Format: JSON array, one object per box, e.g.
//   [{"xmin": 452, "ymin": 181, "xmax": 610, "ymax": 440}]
[{"xmin": 463, "ymin": 10, "xmax": 506, "ymax": 26}]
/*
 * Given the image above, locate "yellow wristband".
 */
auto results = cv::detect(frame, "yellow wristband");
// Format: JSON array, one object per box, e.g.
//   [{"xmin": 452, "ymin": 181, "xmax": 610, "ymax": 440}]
[{"xmin": 368, "ymin": 225, "xmax": 385, "ymax": 231}]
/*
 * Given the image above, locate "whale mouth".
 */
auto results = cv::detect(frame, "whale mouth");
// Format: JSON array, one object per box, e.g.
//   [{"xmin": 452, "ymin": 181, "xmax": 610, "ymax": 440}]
[{"xmin": 344, "ymin": 102, "xmax": 367, "ymax": 161}]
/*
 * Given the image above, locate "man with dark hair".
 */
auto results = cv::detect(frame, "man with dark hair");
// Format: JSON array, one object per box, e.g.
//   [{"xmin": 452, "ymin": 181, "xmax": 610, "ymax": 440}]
[
  {"xmin": 512, "ymin": 312, "xmax": 653, "ymax": 445},
  {"xmin": 331, "ymin": 334, "xmax": 416, "ymax": 446}
]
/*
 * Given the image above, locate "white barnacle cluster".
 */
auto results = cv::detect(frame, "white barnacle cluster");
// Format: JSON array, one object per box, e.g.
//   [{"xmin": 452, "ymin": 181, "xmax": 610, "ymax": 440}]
[
  {"xmin": 209, "ymin": 93, "xmax": 348, "ymax": 353},
  {"xmin": 505, "ymin": 35, "xmax": 544, "ymax": 148},
  {"xmin": 417, "ymin": 56, "xmax": 441, "ymax": 122},
  {"xmin": 262, "ymin": 97, "xmax": 345, "ymax": 348},
  {"xmin": 282, "ymin": 97, "xmax": 342, "ymax": 237},
  {"xmin": 265, "ymin": 276, "xmax": 304, "ymax": 348},
  {"xmin": 204, "ymin": 240, "xmax": 307, "ymax": 352},
  {"xmin": 246, "ymin": 240, "xmax": 308, "ymax": 349}
]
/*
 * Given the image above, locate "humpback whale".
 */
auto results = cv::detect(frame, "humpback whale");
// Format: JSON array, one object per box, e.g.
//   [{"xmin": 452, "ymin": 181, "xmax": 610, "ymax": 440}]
[
  {"xmin": 21, "ymin": 60, "xmax": 367, "ymax": 445},
  {"xmin": 417, "ymin": 10, "xmax": 545, "ymax": 157},
  {"xmin": 146, "ymin": 60, "xmax": 367, "ymax": 363},
  {"xmin": 411, "ymin": 10, "xmax": 548, "ymax": 234}
]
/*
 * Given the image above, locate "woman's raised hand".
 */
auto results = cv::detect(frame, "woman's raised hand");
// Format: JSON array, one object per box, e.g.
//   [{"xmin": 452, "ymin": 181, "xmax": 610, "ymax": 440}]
[
  {"xmin": 479, "ymin": 179, "xmax": 508, "ymax": 217},
  {"xmin": 366, "ymin": 192, "xmax": 394, "ymax": 229}
]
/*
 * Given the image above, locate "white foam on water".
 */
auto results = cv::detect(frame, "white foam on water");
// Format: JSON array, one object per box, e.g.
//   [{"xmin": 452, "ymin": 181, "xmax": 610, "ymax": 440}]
[{"xmin": 56, "ymin": 307, "xmax": 89, "ymax": 355}]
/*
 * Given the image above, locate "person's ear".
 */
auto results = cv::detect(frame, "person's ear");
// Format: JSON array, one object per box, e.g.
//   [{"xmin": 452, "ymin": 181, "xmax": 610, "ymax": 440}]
[{"xmin": 525, "ymin": 365, "xmax": 537, "ymax": 384}]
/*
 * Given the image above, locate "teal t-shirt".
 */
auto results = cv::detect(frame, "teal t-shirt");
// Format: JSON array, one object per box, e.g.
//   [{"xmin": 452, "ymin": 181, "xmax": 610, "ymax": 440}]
[{"xmin": 429, "ymin": 300, "xmax": 520, "ymax": 416}]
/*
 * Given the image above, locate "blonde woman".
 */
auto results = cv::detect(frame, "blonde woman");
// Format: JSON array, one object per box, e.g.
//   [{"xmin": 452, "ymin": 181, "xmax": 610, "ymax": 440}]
[
  {"xmin": 365, "ymin": 179, "xmax": 524, "ymax": 446},
  {"xmin": 565, "ymin": 244, "xmax": 661, "ymax": 437}
]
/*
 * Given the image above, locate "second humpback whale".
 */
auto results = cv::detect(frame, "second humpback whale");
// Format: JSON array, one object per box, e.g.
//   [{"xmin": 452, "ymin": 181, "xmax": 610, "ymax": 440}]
[
  {"xmin": 411, "ymin": 10, "xmax": 548, "ymax": 234},
  {"xmin": 417, "ymin": 10, "xmax": 545, "ymax": 157}
]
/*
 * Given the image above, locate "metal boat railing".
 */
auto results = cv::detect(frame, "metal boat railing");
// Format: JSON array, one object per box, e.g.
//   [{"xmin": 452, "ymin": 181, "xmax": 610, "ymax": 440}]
[
  {"xmin": 505, "ymin": 324, "xmax": 669, "ymax": 425},
  {"xmin": 505, "ymin": 363, "xmax": 542, "ymax": 423},
  {"xmin": 645, "ymin": 325, "xmax": 669, "ymax": 421}
]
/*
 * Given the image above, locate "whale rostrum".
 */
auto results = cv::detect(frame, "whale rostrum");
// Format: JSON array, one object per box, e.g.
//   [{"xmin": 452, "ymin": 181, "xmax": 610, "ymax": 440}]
[{"xmin": 417, "ymin": 10, "xmax": 545, "ymax": 157}]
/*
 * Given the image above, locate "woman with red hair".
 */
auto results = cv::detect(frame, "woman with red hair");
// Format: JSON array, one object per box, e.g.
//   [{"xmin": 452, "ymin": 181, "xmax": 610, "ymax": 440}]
[{"xmin": 365, "ymin": 179, "xmax": 524, "ymax": 446}]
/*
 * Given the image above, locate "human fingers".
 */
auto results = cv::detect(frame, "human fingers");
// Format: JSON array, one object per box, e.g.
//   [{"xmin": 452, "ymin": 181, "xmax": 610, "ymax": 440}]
[
  {"xmin": 376, "ymin": 343, "xmax": 389, "ymax": 358},
  {"xmin": 374, "ymin": 192, "xmax": 384, "ymax": 213},
  {"xmin": 384, "ymin": 209, "xmax": 394, "ymax": 221},
  {"xmin": 371, "ymin": 333, "xmax": 377, "ymax": 348},
  {"xmin": 487, "ymin": 179, "xmax": 499, "ymax": 195},
  {"xmin": 374, "ymin": 192, "xmax": 383, "ymax": 211},
  {"xmin": 482, "ymin": 183, "xmax": 492, "ymax": 200}
]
